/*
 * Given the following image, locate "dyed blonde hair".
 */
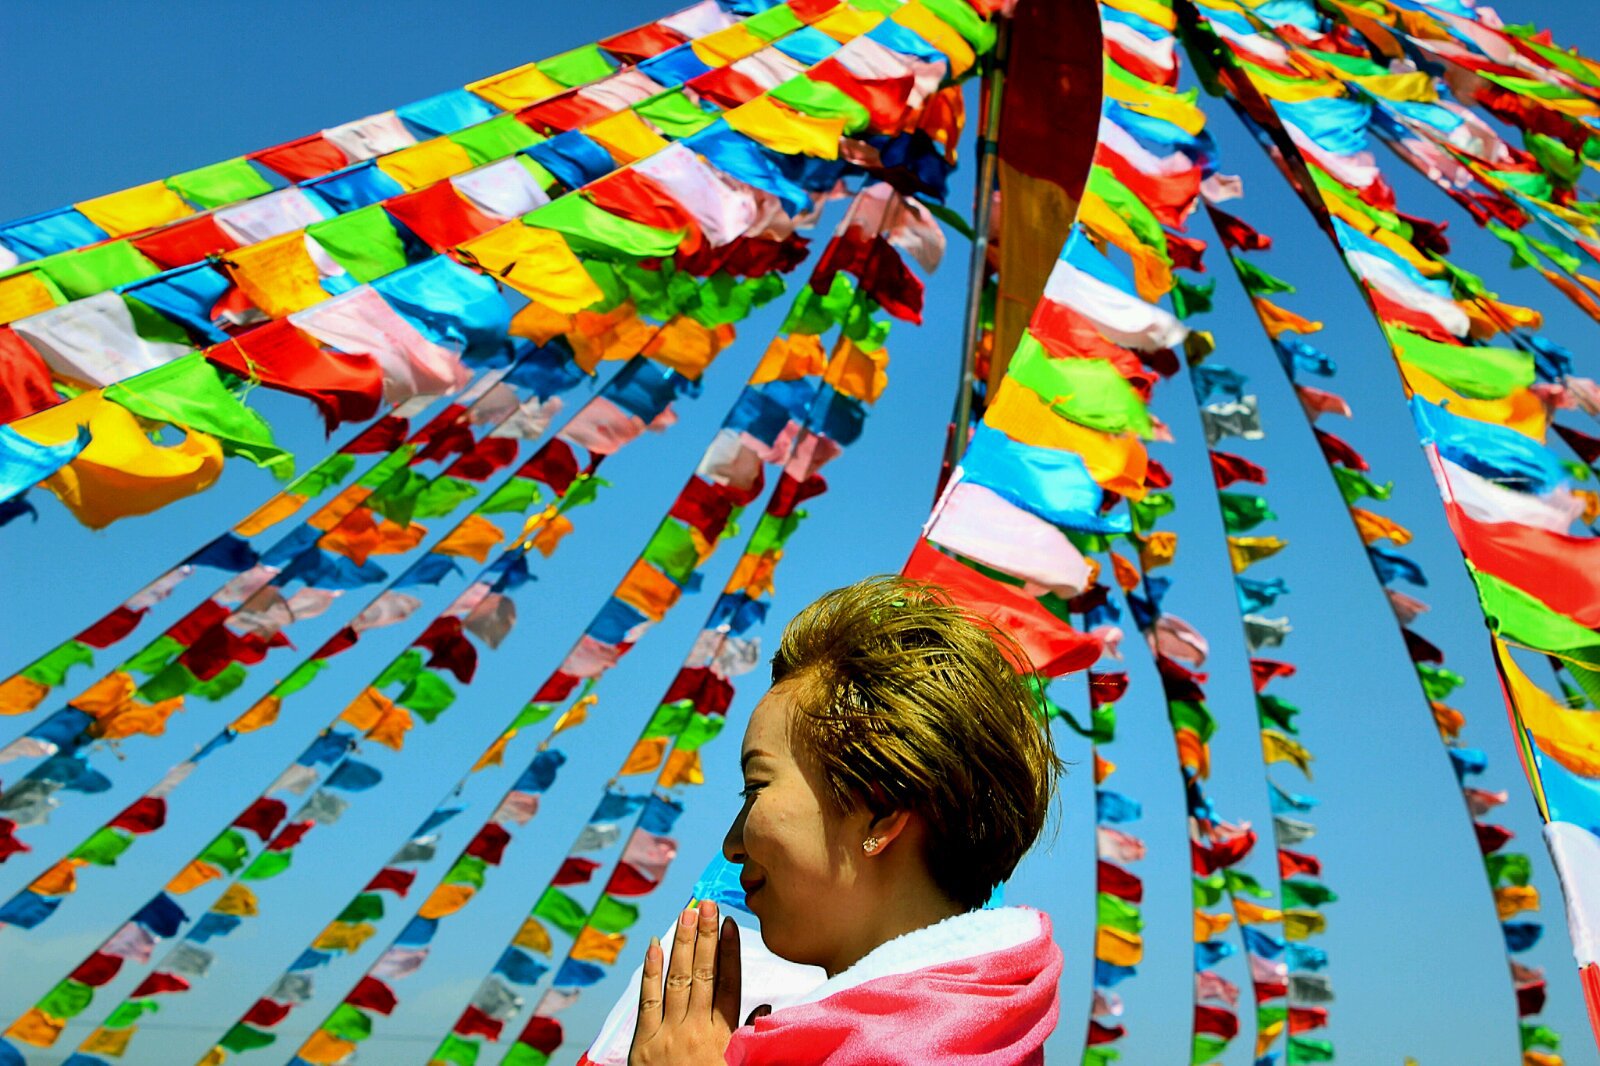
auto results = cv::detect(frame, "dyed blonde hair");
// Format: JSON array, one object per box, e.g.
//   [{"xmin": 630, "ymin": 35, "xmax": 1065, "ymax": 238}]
[{"xmin": 771, "ymin": 574, "xmax": 1063, "ymax": 910}]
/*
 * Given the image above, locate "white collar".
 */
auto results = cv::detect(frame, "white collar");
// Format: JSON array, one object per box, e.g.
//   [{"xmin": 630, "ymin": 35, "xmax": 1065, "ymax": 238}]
[{"xmin": 793, "ymin": 906, "xmax": 1043, "ymax": 1006}]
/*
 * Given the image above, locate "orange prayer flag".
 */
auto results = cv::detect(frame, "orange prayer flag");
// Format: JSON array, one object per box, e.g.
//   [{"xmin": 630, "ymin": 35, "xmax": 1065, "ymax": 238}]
[
  {"xmin": 0, "ymin": 675, "xmax": 50, "ymax": 717},
  {"xmin": 298, "ymin": 1029, "xmax": 359, "ymax": 1065},
  {"xmin": 30, "ymin": 858, "xmax": 87, "ymax": 897},
  {"xmin": 1350, "ymin": 507, "xmax": 1413, "ymax": 546},
  {"xmin": 6, "ymin": 1008, "xmax": 67, "ymax": 1048},
  {"xmin": 419, "ymin": 883, "xmax": 474, "ymax": 919},
  {"xmin": 616, "ymin": 559, "xmax": 682, "ymax": 620},
  {"xmin": 824, "ymin": 339, "xmax": 890, "ymax": 403},
  {"xmin": 659, "ymin": 748, "xmax": 704, "ymax": 788},
  {"xmin": 1253, "ymin": 297, "xmax": 1322, "ymax": 338},
  {"xmin": 622, "ymin": 737, "xmax": 669, "ymax": 776},
  {"xmin": 514, "ymin": 917, "xmax": 553, "ymax": 954},
  {"xmin": 571, "ymin": 927, "xmax": 628, "ymax": 965},
  {"xmin": 235, "ymin": 492, "xmax": 307, "ymax": 537},
  {"xmin": 642, "ymin": 319, "xmax": 734, "ymax": 380},
  {"xmin": 212, "ymin": 883, "xmax": 259, "ymax": 916},
  {"xmin": 1194, "ymin": 909, "xmax": 1234, "ymax": 941},
  {"xmin": 432, "ymin": 514, "xmax": 507, "ymax": 563},
  {"xmin": 167, "ymin": 860, "xmax": 225, "ymax": 895},
  {"xmin": 752, "ymin": 334, "xmax": 829, "ymax": 384}
]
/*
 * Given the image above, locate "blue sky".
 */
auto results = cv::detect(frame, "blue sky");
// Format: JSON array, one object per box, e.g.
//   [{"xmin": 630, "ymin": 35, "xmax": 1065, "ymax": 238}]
[{"xmin": 2, "ymin": 2, "xmax": 1599, "ymax": 1064}]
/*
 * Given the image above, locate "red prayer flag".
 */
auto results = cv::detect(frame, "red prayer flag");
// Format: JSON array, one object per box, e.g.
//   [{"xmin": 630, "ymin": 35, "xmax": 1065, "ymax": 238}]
[
  {"xmin": 1089, "ymin": 672, "xmax": 1128, "ymax": 707},
  {"xmin": 1447, "ymin": 504, "xmax": 1600, "ymax": 628},
  {"xmin": 687, "ymin": 67, "xmax": 766, "ymax": 109},
  {"xmin": 165, "ymin": 598, "xmax": 231, "ymax": 646},
  {"xmin": 130, "ymin": 215, "xmax": 240, "ymax": 270},
  {"xmin": 0, "ymin": 819, "xmax": 28, "ymax": 862},
  {"xmin": 1289, "ymin": 1006, "xmax": 1329, "ymax": 1033},
  {"xmin": 812, "ymin": 229, "xmax": 922, "ymax": 323},
  {"xmin": 345, "ymin": 976, "xmax": 399, "ymax": 1016},
  {"xmin": 1210, "ymin": 451, "xmax": 1267, "ymax": 487},
  {"xmin": 1278, "ymin": 848, "xmax": 1321, "ymax": 878},
  {"xmin": 342, "ymin": 415, "xmax": 411, "ymax": 454},
  {"xmin": 1194, "ymin": 1005, "xmax": 1240, "ymax": 1040},
  {"xmin": 466, "ymin": 823, "xmax": 512, "ymax": 865},
  {"xmin": 233, "ymin": 798, "xmax": 289, "ymax": 840},
  {"xmin": 0, "ymin": 327, "xmax": 61, "ymax": 425},
  {"xmin": 1086, "ymin": 1020, "xmax": 1126, "ymax": 1046},
  {"xmin": 517, "ymin": 1015, "xmax": 564, "ymax": 1054},
  {"xmin": 809, "ymin": 58, "xmax": 914, "ymax": 131},
  {"xmin": 413, "ymin": 616, "xmax": 478, "ymax": 684},
  {"xmin": 252, "ymin": 135, "xmax": 350, "ymax": 183},
  {"xmin": 1097, "ymin": 861, "xmax": 1143, "ymax": 903},
  {"xmin": 267, "ymin": 821, "xmax": 314, "ymax": 852},
  {"xmin": 670, "ymin": 478, "xmax": 739, "ymax": 541},
  {"xmin": 69, "ymin": 952, "xmax": 125, "ymax": 988},
  {"xmin": 519, "ymin": 440, "xmax": 581, "ymax": 495},
  {"xmin": 1250, "ymin": 658, "xmax": 1296, "ymax": 692},
  {"xmin": 901, "ymin": 540, "xmax": 1101, "ymax": 677},
  {"xmin": 386, "ymin": 183, "xmax": 504, "ymax": 251},
  {"xmin": 604, "ymin": 861, "xmax": 660, "ymax": 897},
  {"xmin": 77, "ymin": 605, "xmax": 149, "ymax": 649},
  {"xmin": 454, "ymin": 1005, "xmax": 504, "ymax": 1040},
  {"xmin": 518, "ymin": 93, "xmax": 614, "ymax": 134},
  {"xmin": 1209, "ymin": 207, "xmax": 1272, "ymax": 251},
  {"xmin": 131, "ymin": 971, "xmax": 191, "ymax": 997},
  {"xmin": 552, "ymin": 856, "xmax": 602, "ymax": 886},
  {"xmin": 109, "ymin": 797, "xmax": 167, "ymax": 835},
  {"xmin": 208, "ymin": 322, "xmax": 384, "ymax": 432},
  {"xmin": 243, "ymin": 997, "xmax": 293, "ymax": 1028},
  {"xmin": 600, "ymin": 23, "xmax": 688, "ymax": 61},
  {"xmin": 586, "ymin": 169, "xmax": 703, "ymax": 251},
  {"xmin": 663, "ymin": 667, "xmax": 735, "ymax": 719},
  {"xmin": 365, "ymin": 867, "xmax": 417, "ymax": 896},
  {"xmin": 1313, "ymin": 428, "xmax": 1368, "ymax": 471},
  {"xmin": 1475, "ymin": 822, "xmax": 1514, "ymax": 854}
]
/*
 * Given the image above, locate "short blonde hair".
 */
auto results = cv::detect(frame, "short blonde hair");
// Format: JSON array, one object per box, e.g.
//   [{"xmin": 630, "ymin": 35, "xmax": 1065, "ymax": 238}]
[{"xmin": 771, "ymin": 575, "xmax": 1062, "ymax": 909}]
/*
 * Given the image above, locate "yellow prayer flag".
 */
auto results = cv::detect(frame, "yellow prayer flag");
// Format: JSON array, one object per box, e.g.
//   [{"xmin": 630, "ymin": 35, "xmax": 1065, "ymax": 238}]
[
  {"xmin": 234, "ymin": 492, "xmax": 308, "ymax": 537},
  {"xmin": 197, "ymin": 1047, "xmax": 227, "ymax": 1066},
  {"xmin": 340, "ymin": 688, "xmax": 396, "ymax": 732},
  {"xmin": 571, "ymin": 927, "xmax": 628, "ymax": 965},
  {"xmin": 1497, "ymin": 639, "xmax": 1600, "ymax": 777},
  {"xmin": 1253, "ymin": 297, "xmax": 1322, "ymax": 338},
  {"xmin": 433, "ymin": 513, "xmax": 507, "ymax": 563},
  {"xmin": 81, "ymin": 1026, "xmax": 136, "ymax": 1057},
  {"xmin": 0, "ymin": 271, "xmax": 61, "ymax": 325},
  {"xmin": 312, "ymin": 921, "xmax": 378, "ymax": 952},
  {"xmin": 1353, "ymin": 71, "xmax": 1437, "ymax": 102},
  {"xmin": 586, "ymin": 111, "xmax": 671, "ymax": 165},
  {"xmin": 76, "ymin": 181, "xmax": 192, "ymax": 237},
  {"xmin": 1262, "ymin": 730, "xmax": 1314, "ymax": 777},
  {"xmin": 514, "ymin": 917, "xmax": 553, "ymax": 955},
  {"xmin": 458, "ymin": 224, "xmax": 605, "ymax": 313},
  {"xmin": 419, "ymin": 884, "xmax": 474, "ymax": 919},
  {"xmin": 233, "ymin": 694, "xmax": 283, "ymax": 735},
  {"xmin": 30, "ymin": 858, "xmax": 87, "ymax": 897},
  {"xmin": 1078, "ymin": 190, "xmax": 1172, "ymax": 302},
  {"xmin": 1350, "ymin": 507, "xmax": 1413, "ymax": 546},
  {"xmin": 0, "ymin": 675, "xmax": 49, "ymax": 717},
  {"xmin": 983, "ymin": 379, "xmax": 1149, "ymax": 499},
  {"xmin": 725, "ymin": 97, "xmax": 846, "ymax": 160},
  {"xmin": 1495, "ymin": 884, "xmax": 1540, "ymax": 920},
  {"xmin": 891, "ymin": 3, "xmax": 976, "ymax": 75},
  {"xmin": 1234, "ymin": 898, "xmax": 1282, "ymax": 925},
  {"xmin": 1282, "ymin": 908, "xmax": 1327, "ymax": 940},
  {"xmin": 15, "ymin": 390, "xmax": 225, "ymax": 530},
  {"xmin": 298, "ymin": 1029, "xmax": 358, "ymax": 1065},
  {"xmin": 1194, "ymin": 909, "xmax": 1233, "ymax": 942},
  {"xmin": 468, "ymin": 63, "xmax": 565, "ymax": 109},
  {"xmin": 474, "ymin": 732, "xmax": 511, "ymax": 773},
  {"xmin": 813, "ymin": 6, "xmax": 886, "ymax": 42},
  {"xmin": 223, "ymin": 232, "xmax": 330, "ymax": 318},
  {"xmin": 622, "ymin": 737, "xmax": 669, "ymax": 776},
  {"xmin": 1256, "ymin": 1020, "xmax": 1287, "ymax": 1060},
  {"xmin": 1401, "ymin": 364, "xmax": 1548, "ymax": 440},
  {"xmin": 1094, "ymin": 926, "xmax": 1143, "ymax": 967},
  {"xmin": 1228, "ymin": 535, "xmax": 1287, "ymax": 573},
  {"xmin": 642, "ymin": 319, "xmax": 735, "ymax": 380},
  {"xmin": 552, "ymin": 695, "xmax": 594, "ymax": 736},
  {"xmin": 6, "ymin": 1008, "xmax": 66, "ymax": 1048},
  {"xmin": 212, "ymin": 884, "xmax": 260, "ymax": 916},
  {"xmin": 1525, "ymin": 1051, "xmax": 1564, "ymax": 1066},
  {"xmin": 1105, "ymin": 0, "xmax": 1177, "ymax": 29},
  {"xmin": 824, "ymin": 339, "xmax": 890, "ymax": 404},
  {"xmin": 752, "ymin": 333, "xmax": 828, "ymax": 384},
  {"xmin": 376, "ymin": 138, "xmax": 476, "ymax": 190},
  {"xmin": 1140, "ymin": 531, "xmax": 1178, "ymax": 571},
  {"xmin": 659, "ymin": 748, "xmax": 704, "ymax": 788},
  {"xmin": 691, "ymin": 24, "xmax": 769, "ymax": 66},
  {"xmin": 167, "ymin": 860, "xmax": 225, "ymax": 895}
]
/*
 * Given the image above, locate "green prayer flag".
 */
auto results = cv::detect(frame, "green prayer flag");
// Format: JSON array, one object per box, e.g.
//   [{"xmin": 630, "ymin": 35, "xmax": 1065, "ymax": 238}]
[
  {"xmin": 398, "ymin": 670, "xmax": 457, "ymax": 722},
  {"xmin": 1232, "ymin": 256, "xmax": 1296, "ymax": 296},
  {"xmin": 1169, "ymin": 700, "xmax": 1217, "ymax": 743},
  {"xmin": 588, "ymin": 894, "xmax": 641, "ymax": 934},
  {"xmin": 643, "ymin": 700, "xmax": 695, "ymax": 740},
  {"xmin": 770, "ymin": 77, "xmax": 871, "ymax": 133},
  {"xmin": 323, "ymin": 1003, "xmax": 374, "ymax": 1042},
  {"xmin": 1473, "ymin": 569, "xmax": 1600, "ymax": 662},
  {"xmin": 107, "ymin": 354, "xmax": 292, "ymax": 476},
  {"xmin": 1257, "ymin": 694, "xmax": 1301, "ymax": 733},
  {"xmin": 1287, "ymin": 1036, "xmax": 1335, "ymax": 1063},
  {"xmin": 529, "ymin": 195, "xmax": 681, "ymax": 260},
  {"xmin": 1521, "ymin": 1022, "xmax": 1561, "ymax": 1052},
  {"xmin": 782, "ymin": 274, "xmax": 857, "ymax": 335},
  {"xmin": 377, "ymin": 649, "xmax": 428, "ymax": 691},
  {"xmin": 1388, "ymin": 328, "xmax": 1533, "ymax": 400},
  {"xmin": 1416, "ymin": 663, "xmax": 1465, "ymax": 702},
  {"xmin": 1191, "ymin": 1033, "xmax": 1230, "ymax": 1063},
  {"xmin": 1129, "ymin": 492, "xmax": 1176, "ymax": 535},
  {"xmin": 1095, "ymin": 892, "xmax": 1143, "ymax": 934},
  {"xmin": 1193, "ymin": 874, "xmax": 1225, "ymax": 906},
  {"xmin": 124, "ymin": 294, "xmax": 196, "ymax": 346},
  {"xmin": 1330, "ymin": 465, "xmax": 1392, "ymax": 504},
  {"xmin": 138, "ymin": 661, "xmax": 199, "ymax": 701},
  {"xmin": 276, "ymin": 659, "xmax": 328, "ymax": 699},
  {"xmin": 748, "ymin": 512, "xmax": 805, "ymax": 556},
  {"xmin": 444, "ymin": 855, "xmax": 489, "ymax": 888},
  {"xmin": 1282, "ymin": 879, "xmax": 1338, "ymax": 907},
  {"xmin": 675, "ymin": 712, "xmax": 725, "ymax": 752},
  {"xmin": 293, "ymin": 452, "xmax": 358, "ymax": 498},
  {"xmin": 1218, "ymin": 492, "xmax": 1277, "ymax": 533},
  {"xmin": 537, "ymin": 44, "xmax": 614, "ymax": 87},
  {"xmin": 36, "ymin": 980, "xmax": 94, "ymax": 1020},
  {"xmin": 1170, "ymin": 276, "xmax": 1215, "ymax": 320},
  {"xmin": 124, "ymin": 635, "xmax": 183, "ymax": 678},
  {"xmin": 1083, "ymin": 1048, "xmax": 1120, "ymax": 1066},
  {"xmin": 501, "ymin": 1044, "xmax": 551, "ymax": 1066},
  {"xmin": 190, "ymin": 662, "xmax": 249, "ymax": 701},
  {"xmin": 686, "ymin": 272, "xmax": 786, "ymax": 327},
  {"xmin": 513, "ymin": 702, "xmax": 556, "ymax": 729},
  {"xmin": 103, "ymin": 1000, "xmax": 160, "ymax": 1029},
  {"xmin": 38, "ymin": 240, "xmax": 159, "ymax": 299},
  {"xmin": 368, "ymin": 468, "xmax": 434, "ymax": 527},
  {"xmin": 516, "ymin": 153, "xmax": 560, "ymax": 192},
  {"xmin": 1010, "ymin": 333, "xmax": 1153, "ymax": 437},
  {"xmin": 357, "ymin": 448, "xmax": 415, "ymax": 489},
  {"xmin": 337, "ymin": 893, "xmax": 387, "ymax": 923},
  {"xmin": 308, "ymin": 205, "xmax": 409, "ymax": 283},
  {"xmin": 450, "ymin": 114, "xmax": 542, "ymax": 164},
  {"xmin": 635, "ymin": 91, "xmax": 718, "ymax": 138},
  {"xmin": 1257, "ymin": 1005, "xmax": 1287, "ymax": 1026},
  {"xmin": 1525, "ymin": 132, "xmax": 1583, "ymax": 185},
  {"xmin": 167, "ymin": 158, "xmax": 274, "ymax": 209},
  {"xmin": 220, "ymin": 1023, "xmax": 278, "ymax": 1053},
  {"xmin": 1060, "ymin": 703, "xmax": 1116, "ymax": 744},
  {"xmin": 22, "ymin": 640, "xmax": 95, "ymax": 686},
  {"xmin": 558, "ymin": 473, "xmax": 608, "ymax": 512},
  {"xmin": 198, "ymin": 829, "xmax": 252, "ymax": 873},
  {"xmin": 641, "ymin": 520, "xmax": 700, "ymax": 582},
  {"xmin": 744, "ymin": 3, "xmax": 803, "ymax": 39},
  {"xmin": 412, "ymin": 477, "xmax": 480, "ymax": 519},
  {"xmin": 1087, "ymin": 168, "xmax": 1169, "ymax": 261},
  {"xmin": 1487, "ymin": 851, "xmax": 1532, "ymax": 886},
  {"xmin": 533, "ymin": 887, "xmax": 587, "ymax": 938},
  {"xmin": 71, "ymin": 827, "xmax": 134, "ymax": 867},
  {"xmin": 433, "ymin": 1033, "xmax": 483, "ymax": 1065},
  {"xmin": 241, "ymin": 849, "xmax": 293, "ymax": 881},
  {"xmin": 1224, "ymin": 869, "xmax": 1273, "ymax": 899},
  {"xmin": 477, "ymin": 477, "xmax": 543, "ymax": 515},
  {"xmin": 922, "ymin": 0, "xmax": 998, "ymax": 50}
]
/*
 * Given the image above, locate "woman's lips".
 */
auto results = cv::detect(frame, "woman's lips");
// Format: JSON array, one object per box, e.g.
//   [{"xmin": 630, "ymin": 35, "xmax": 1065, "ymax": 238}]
[{"xmin": 741, "ymin": 878, "xmax": 765, "ymax": 900}]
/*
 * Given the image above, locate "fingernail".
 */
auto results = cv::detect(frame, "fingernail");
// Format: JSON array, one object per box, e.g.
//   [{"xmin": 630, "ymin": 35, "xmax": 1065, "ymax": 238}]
[
  {"xmin": 680, "ymin": 908, "xmax": 696, "ymax": 928},
  {"xmin": 699, "ymin": 899, "xmax": 716, "ymax": 919}
]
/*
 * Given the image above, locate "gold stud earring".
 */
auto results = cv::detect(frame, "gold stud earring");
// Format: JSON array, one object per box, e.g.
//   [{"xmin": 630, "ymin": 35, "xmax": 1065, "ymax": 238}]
[{"xmin": 862, "ymin": 836, "xmax": 882, "ymax": 853}]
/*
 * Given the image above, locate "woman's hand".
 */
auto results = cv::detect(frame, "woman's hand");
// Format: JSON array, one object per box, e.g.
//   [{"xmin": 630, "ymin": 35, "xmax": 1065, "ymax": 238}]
[{"xmin": 628, "ymin": 899, "xmax": 742, "ymax": 1066}]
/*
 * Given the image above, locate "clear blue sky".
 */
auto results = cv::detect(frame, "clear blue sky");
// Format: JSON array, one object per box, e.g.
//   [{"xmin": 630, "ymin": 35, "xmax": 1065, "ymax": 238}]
[{"xmin": 1, "ymin": 2, "xmax": 1598, "ymax": 1064}]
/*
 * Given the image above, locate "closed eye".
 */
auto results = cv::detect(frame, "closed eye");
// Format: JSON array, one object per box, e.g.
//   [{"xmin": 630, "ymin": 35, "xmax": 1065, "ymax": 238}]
[{"xmin": 738, "ymin": 782, "xmax": 767, "ymax": 799}]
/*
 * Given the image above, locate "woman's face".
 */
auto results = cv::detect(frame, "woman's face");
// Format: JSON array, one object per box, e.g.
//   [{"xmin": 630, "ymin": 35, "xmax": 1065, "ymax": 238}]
[{"xmin": 722, "ymin": 677, "xmax": 870, "ymax": 971}]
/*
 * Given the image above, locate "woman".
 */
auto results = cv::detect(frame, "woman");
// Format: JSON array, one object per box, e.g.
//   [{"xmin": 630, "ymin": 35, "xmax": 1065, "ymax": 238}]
[{"xmin": 628, "ymin": 575, "xmax": 1065, "ymax": 1064}]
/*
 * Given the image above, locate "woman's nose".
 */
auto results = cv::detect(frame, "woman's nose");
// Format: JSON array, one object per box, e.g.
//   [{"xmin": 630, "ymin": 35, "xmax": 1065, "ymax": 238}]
[{"xmin": 722, "ymin": 809, "xmax": 746, "ymax": 863}]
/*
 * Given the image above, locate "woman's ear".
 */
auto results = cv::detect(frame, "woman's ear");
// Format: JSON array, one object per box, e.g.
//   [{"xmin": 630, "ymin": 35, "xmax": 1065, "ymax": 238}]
[{"xmin": 861, "ymin": 808, "xmax": 913, "ymax": 856}]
